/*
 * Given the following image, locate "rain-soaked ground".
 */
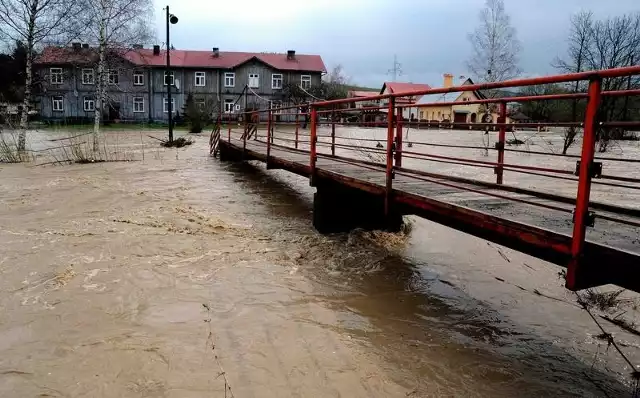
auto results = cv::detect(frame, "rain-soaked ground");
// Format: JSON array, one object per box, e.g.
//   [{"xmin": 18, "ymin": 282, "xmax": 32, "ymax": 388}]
[{"xmin": 1, "ymin": 128, "xmax": 640, "ymax": 397}]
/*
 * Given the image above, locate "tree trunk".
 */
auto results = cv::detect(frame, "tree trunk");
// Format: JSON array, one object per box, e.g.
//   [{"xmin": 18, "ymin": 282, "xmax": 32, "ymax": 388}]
[
  {"xmin": 18, "ymin": 50, "xmax": 33, "ymax": 151},
  {"xmin": 18, "ymin": 4, "xmax": 38, "ymax": 152},
  {"xmin": 93, "ymin": 20, "xmax": 106, "ymax": 151}
]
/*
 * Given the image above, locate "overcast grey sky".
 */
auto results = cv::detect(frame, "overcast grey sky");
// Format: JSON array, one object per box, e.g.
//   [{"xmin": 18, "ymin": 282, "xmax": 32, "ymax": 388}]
[{"xmin": 154, "ymin": 0, "xmax": 639, "ymax": 88}]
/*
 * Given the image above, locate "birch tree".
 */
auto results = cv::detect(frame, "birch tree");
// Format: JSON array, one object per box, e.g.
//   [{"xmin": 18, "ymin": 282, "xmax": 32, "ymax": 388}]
[
  {"xmin": 78, "ymin": 0, "xmax": 153, "ymax": 149},
  {"xmin": 467, "ymin": 0, "xmax": 521, "ymax": 85},
  {"xmin": 0, "ymin": 0, "xmax": 80, "ymax": 150}
]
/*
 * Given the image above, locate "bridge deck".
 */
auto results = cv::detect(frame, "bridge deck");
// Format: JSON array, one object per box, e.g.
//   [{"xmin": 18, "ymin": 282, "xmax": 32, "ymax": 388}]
[{"xmin": 219, "ymin": 136, "xmax": 640, "ymax": 291}]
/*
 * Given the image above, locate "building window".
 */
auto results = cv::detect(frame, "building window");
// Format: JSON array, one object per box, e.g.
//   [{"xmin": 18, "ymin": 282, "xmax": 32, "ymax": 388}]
[
  {"xmin": 272, "ymin": 74, "xmax": 283, "ymax": 89},
  {"xmin": 419, "ymin": 111, "xmax": 424, "ymax": 119},
  {"xmin": 248, "ymin": 73, "xmax": 259, "ymax": 88},
  {"xmin": 52, "ymin": 96, "xmax": 64, "ymax": 111},
  {"xmin": 224, "ymin": 72, "xmax": 235, "ymax": 87},
  {"xmin": 195, "ymin": 72, "xmax": 206, "ymax": 87},
  {"xmin": 50, "ymin": 68, "xmax": 63, "ymax": 84},
  {"xmin": 133, "ymin": 97, "xmax": 144, "ymax": 113},
  {"xmin": 164, "ymin": 71, "xmax": 174, "ymax": 86},
  {"xmin": 133, "ymin": 71, "xmax": 144, "ymax": 86},
  {"xmin": 301, "ymin": 75, "xmax": 311, "ymax": 89},
  {"xmin": 83, "ymin": 96, "xmax": 95, "ymax": 111},
  {"xmin": 163, "ymin": 98, "xmax": 175, "ymax": 113},
  {"xmin": 108, "ymin": 69, "xmax": 118, "ymax": 85},
  {"xmin": 195, "ymin": 98, "xmax": 206, "ymax": 110},
  {"xmin": 224, "ymin": 99, "xmax": 234, "ymax": 113},
  {"xmin": 82, "ymin": 69, "xmax": 94, "ymax": 85}
]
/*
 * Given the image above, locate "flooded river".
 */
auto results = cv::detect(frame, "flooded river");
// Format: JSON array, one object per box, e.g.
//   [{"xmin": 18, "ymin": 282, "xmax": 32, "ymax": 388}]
[{"xmin": 1, "ymin": 129, "xmax": 639, "ymax": 397}]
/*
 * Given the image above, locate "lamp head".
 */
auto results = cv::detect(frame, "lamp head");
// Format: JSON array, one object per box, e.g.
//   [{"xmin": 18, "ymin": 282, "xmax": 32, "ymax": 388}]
[{"xmin": 169, "ymin": 14, "xmax": 178, "ymax": 24}]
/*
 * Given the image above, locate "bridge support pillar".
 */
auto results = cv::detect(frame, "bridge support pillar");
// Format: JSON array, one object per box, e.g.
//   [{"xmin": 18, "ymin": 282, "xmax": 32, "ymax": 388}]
[
  {"xmin": 312, "ymin": 181, "xmax": 402, "ymax": 234},
  {"xmin": 218, "ymin": 143, "xmax": 242, "ymax": 162}
]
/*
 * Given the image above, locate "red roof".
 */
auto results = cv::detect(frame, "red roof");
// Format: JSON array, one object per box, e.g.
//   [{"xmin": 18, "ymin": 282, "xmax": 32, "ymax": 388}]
[
  {"xmin": 36, "ymin": 47, "xmax": 327, "ymax": 73},
  {"xmin": 381, "ymin": 82, "xmax": 432, "ymax": 95}
]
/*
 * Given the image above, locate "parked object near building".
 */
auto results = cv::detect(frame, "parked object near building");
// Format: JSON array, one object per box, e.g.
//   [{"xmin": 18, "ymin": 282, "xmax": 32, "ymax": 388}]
[
  {"xmin": 0, "ymin": 102, "xmax": 38, "ymax": 124},
  {"xmin": 33, "ymin": 44, "xmax": 326, "ymax": 123}
]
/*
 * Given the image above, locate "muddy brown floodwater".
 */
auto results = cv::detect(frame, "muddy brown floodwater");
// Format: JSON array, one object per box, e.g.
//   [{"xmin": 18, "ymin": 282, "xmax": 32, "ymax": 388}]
[{"xmin": 1, "ymin": 129, "xmax": 639, "ymax": 397}]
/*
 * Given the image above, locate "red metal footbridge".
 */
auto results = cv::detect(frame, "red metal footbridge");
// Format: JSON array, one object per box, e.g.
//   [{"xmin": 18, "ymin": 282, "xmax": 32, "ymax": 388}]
[{"xmin": 211, "ymin": 66, "xmax": 640, "ymax": 293}]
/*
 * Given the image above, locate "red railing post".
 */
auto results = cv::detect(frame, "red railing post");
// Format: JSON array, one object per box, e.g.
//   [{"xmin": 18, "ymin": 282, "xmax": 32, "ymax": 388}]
[
  {"xmin": 309, "ymin": 106, "xmax": 318, "ymax": 186},
  {"xmin": 385, "ymin": 98, "xmax": 396, "ymax": 217},
  {"xmin": 266, "ymin": 105, "xmax": 272, "ymax": 161},
  {"xmin": 331, "ymin": 107, "xmax": 336, "ymax": 156},
  {"xmin": 395, "ymin": 106, "xmax": 403, "ymax": 167},
  {"xmin": 496, "ymin": 101, "xmax": 507, "ymax": 184},
  {"xmin": 566, "ymin": 78, "xmax": 602, "ymax": 291},
  {"xmin": 295, "ymin": 110, "xmax": 299, "ymax": 149}
]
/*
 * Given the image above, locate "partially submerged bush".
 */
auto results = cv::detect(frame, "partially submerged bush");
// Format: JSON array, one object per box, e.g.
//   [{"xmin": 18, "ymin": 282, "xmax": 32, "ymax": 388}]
[
  {"xmin": 184, "ymin": 93, "xmax": 216, "ymax": 134},
  {"xmin": 580, "ymin": 288, "xmax": 626, "ymax": 311},
  {"xmin": 161, "ymin": 136, "xmax": 193, "ymax": 148}
]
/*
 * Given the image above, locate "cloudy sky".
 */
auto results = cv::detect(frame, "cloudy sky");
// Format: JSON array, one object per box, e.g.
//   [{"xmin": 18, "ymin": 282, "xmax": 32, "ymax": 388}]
[{"xmin": 154, "ymin": 0, "xmax": 639, "ymax": 89}]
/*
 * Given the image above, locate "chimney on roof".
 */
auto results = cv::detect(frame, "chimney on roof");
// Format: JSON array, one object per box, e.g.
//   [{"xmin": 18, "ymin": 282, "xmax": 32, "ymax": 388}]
[
  {"xmin": 153, "ymin": 45, "xmax": 160, "ymax": 56},
  {"xmin": 443, "ymin": 73, "xmax": 454, "ymax": 88},
  {"xmin": 212, "ymin": 47, "xmax": 219, "ymax": 57},
  {"xmin": 287, "ymin": 50, "xmax": 295, "ymax": 60},
  {"xmin": 81, "ymin": 43, "xmax": 89, "ymax": 49},
  {"xmin": 132, "ymin": 44, "xmax": 143, "ymax": 49},
  {"xmin": 72, "ymin": 42, "xmax": 81, "ymax": 51}
]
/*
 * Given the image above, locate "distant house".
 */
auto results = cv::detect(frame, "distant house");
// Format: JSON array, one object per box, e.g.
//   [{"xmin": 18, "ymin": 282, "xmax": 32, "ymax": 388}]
[
  {"xmin": 414, "ymin": 74, "xmax": 514, "ymax": 124},
  {"xmin": 33, "ymin": 43, "xmax": 326, "ymax": 122},
  {"xmin": 347, "ymin": 90, "xmax": 380, "ymax": 109},
  {"xmin": 379, "ymin": 82, "xmax": 432, "ymax": 120}
]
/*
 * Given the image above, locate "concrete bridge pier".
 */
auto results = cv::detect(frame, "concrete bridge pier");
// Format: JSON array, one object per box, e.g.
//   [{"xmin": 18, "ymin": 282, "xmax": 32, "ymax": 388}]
[
  {"xmin": 312, "ymin": 180, "xmax": 403, "ymax": 234},
  {"xmin": 219, "ymin": 143, "xmax": 243, "ymax": 162}
]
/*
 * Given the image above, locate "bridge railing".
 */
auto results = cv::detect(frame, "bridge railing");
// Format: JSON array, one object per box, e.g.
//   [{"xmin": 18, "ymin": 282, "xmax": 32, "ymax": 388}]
[{"xmin": 218, "ymin": 65, "xmax": 640, "ymax": 291}]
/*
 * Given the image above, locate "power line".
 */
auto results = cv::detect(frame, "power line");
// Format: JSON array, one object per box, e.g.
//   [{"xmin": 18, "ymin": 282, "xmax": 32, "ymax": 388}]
[{"xmin": 387, "ymin": 54, "xmax": 403, "ymax": 82}]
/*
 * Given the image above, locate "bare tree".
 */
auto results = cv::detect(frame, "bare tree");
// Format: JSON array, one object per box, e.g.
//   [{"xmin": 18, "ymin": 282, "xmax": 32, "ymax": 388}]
[
  {"xmin": 77, "ymin": 0, "xmax": 153, "ymax": 149},
  {"xmin": 555, "ymin": 12, "xmax": 640, "ymax": 152},
  {"xmin": 0, "ymin": 0, "xmax": 80, "ymax": 150},
  {"xmin": 320, "ymin": 64, "xmax": 350, "ymax": 101},
  {"xmin": 467, "ymin": 0, "xmax": 521, "ymax": 86},
  {"xmin": 554, "ymin": 11, "xmax": 593, "ymax": 154}
]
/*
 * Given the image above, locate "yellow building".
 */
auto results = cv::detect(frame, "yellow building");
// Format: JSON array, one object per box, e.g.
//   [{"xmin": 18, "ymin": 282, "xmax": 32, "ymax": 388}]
[{"xmin": 415, "ymin": 74, "xmax": 511, "ymax": 124}]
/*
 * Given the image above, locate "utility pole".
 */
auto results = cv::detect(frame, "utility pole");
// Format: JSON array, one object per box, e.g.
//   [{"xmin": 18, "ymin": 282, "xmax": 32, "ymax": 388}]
[
  {"xmin": 388, "ymin": 55, "xmax": 402, "ymax": 82},
  {"xmin": 165, "ymin": 6, "xmax": 178, "ymax": 143},
  {"xmin": 166, "ymin": 6, "xmax": 172, "ymax": 143}
]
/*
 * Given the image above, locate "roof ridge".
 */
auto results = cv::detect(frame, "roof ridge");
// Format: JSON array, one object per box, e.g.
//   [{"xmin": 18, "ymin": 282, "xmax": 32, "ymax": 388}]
[{"xmin": 35, "ymin": 46, "xmax": 326, "ymax": 72}]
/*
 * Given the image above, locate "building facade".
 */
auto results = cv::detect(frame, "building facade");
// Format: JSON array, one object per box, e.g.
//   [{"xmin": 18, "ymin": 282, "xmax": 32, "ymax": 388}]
[
  {"xmin": 414, "ymin": 75, "xmax": 522, "ymax": 125},
  {"xmin": 34, "ymin": 45, "xmax": 326, "ymax": 122}
]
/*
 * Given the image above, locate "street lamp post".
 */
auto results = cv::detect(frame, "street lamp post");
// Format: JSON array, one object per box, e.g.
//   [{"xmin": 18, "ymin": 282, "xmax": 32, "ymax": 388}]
[{"xmin": 166, "ymin": 6, "xmax": 178, "ymax": 143}]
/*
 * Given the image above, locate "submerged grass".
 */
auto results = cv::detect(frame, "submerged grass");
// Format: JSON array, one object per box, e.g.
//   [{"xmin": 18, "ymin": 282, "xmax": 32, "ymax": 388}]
[
  {"xmin": 0, "ymin": 132, "xmax": 31, "ymax": 163},
  {"xmin": 37, "ymin": 131, "xmax": 137, "ymax": 166}
]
